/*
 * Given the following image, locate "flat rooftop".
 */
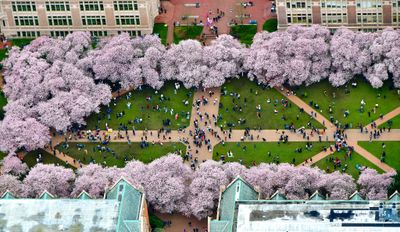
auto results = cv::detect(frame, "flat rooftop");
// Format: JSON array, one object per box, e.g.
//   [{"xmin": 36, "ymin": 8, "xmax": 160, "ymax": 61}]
[
  {"xmin": 235, "ymin": 201, "xmax": 400, "ymax": 232},
  {"xmin": 0, "ymin": 199, "xmax": 119, "ymax": 232}
]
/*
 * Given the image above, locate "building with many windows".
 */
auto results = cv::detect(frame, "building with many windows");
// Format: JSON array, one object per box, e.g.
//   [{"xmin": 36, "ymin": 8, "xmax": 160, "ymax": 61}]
[
  {"xmin": 209, "ymin": 177, "xmax": 400, "ymax": 232},
  {"xmin": 0, "ymin": 0, "xmax": 159, "ymax": 38},
  {"xmin": 277, "ymin": 0, "xmax": 400, "ymax": 31},
  {"xmin": 0, "ymin": 178, "xmax": 151, "ymax": 232}
]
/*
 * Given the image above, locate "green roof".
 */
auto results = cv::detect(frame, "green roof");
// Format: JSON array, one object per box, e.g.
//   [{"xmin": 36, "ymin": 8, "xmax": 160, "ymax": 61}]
[
  {"xmin": 1, "ymin": 191, "xmax": 15, "ymax": 199},
  {"xmin": 78, "ymin": 191, "xmax": 92, "ymax": 200},
  {"xmin": 349, "ymin": 191, "xmax": 365, "ymax": 201},
  {"xmin": 39, "ymin": 191, "xmax": 55, "ymax": 199},
  {"xmin": 309, "ymin": 191, "xmax": 325, "ymax": 201},
  {"xmin": 270, "ymin": 191, "xmax": 287, "ymax": 201},
  {"xmin": 214, "ymin": 177, "xmax": 258, "ymax": 232},
  {"xmin": 106, "ymin": 178, "xmax": 143, "ymax": 232},
  {"xmin": 210, "ymin": 220, "xmax": 230, "ymax": 232},
  {"xmin": 388, "ymin": 191, "xmax": 400, "ymax": 202}
]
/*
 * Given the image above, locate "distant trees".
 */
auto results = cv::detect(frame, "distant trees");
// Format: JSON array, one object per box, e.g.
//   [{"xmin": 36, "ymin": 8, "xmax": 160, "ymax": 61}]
[{"xmin": 0, "ymin": 154, "xmax": 394, "ymax": 219}]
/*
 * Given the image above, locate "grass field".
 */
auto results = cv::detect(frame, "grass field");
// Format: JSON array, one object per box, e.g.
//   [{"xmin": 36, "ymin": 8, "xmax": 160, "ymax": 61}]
[
  {"xmin": 56, "ymin": 142, "xmax": 186, "ymax": 167},
  {"xmin": 0, "ymin": 91, "xmax": 6, "ymax": 120},
  {"xmin": 358, "ymin": 141, "xmax": 400, "ymax": 170},
  {"xmin": 174, "ymin": 26, "xmax": 203, "ymax": 44},
  {"xmin": 263, "ymin": 19, "xmax": 278, "ymax": 32},
  {"xmin": 23, "ymin": 149, "xmax": 74, "ymax": 169},
  {"xmin": 313, "ymin": 150, "xmax": 383, "ymax": 179},
  {"xmin": 379, "ymin": 114, "xmax": 400, "ymax": 129},
  {"xmin": 85, "ymin": 82, "xmax": 193, "ymax": 130},
  {"xmin": 219, "ymin": 78, "xmax": 323, "ymax": 129},
  {"xmin": 0, "ymin": 49, "xmax": 7, "ymax": 62},
  {"xmin": 11, "ymin": 38, "xmax": 34, "ymax": 48},
  {"xmin": 213, "ymin": 141, "xmax": 331, "ymax": 167},
  {"xmin": 296, "ymin": 79, "xmax": 400, "ymax": 128},
  {"xmin": 230, "ymin": 25, "xmax": 257, "ymax": 46},
  {"xmin": 153, "ymin": 23, "xmax": 168, "ymax": 45}
]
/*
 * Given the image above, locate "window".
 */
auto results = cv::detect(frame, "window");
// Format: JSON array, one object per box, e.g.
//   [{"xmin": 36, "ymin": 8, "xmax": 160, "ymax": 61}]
[
  {"xmin": 115, "ymin": 15, "xmax": 140, "ymax": 25},
  {"xmin": 95, "ymin": 31, "xmax": 108, "ymax": 37},
  {"xmin": 50, "ymin": 31, "xmax": 71, "ymax": 37},
  {"xmin": 11, "ymin": 1, "xmax": 36, "ymax": 12},
  {"xmin": 46, "ymin": 1, "xmax": 70, "ymax": 11},
  {"xmin": 17, "ymin": 31, "xmax": 40, "ymax": 37},
  {"xmin": 48, "ymin": 16, "xmax": 73, "ymax": 26},
  {"xmin": 79, "ymin": 1, "xmax": 104, "ymax": 11},
  {"xmin": 14, "ymin": 16, "xmax": 39, "ymax": 26},
  {"xmin": 356, "ymin": 0, "xmax": 382, "ymax": 8},
  {"xmin": 357, "ymin": 12, "xmax": 382, "ymax": 23},
  {"xmin": 114, "ymin": 1, "xmax": 138, "ymax": 11},
  {"xmin": 118, "ymin": 30, "xmax": 141, "ymax": 37},
  {"xmin": 82, "ymin": 16, "xmax": 106, "ymax": 25}
]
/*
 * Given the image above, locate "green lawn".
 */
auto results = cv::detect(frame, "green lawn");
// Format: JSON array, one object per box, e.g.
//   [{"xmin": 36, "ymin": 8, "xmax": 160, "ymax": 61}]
[
  {"xmin": 359, "ymin": 141, "xmax": 400, "ymax": 170},
  {"xmin": 85, "ymin": 82, "xmax": 193, "ymax": 130},
  {"xmin": 23, "ymin": 149, "xmax": 74, "ymax": 169},
  {"xmin": 153, "ymin": 23, "xmax": 168, "ymax": 45},
  {"xmin": 379, "ymin": 114, "xmax": 400, "ymax": 129},
  {"xmin": 296, "ymin": 79, "xmax": 400, "ymax": 128},
  {"xmin": 213, "ymin": 141, "xmax": 331, "ymax": 167},
  {"xmin": 313, "ymin": 150, "xmax": 383, "ymax": 179},
  {"xmin": 219, "ymin": 78, "xmax": 323, "ymax": 129},
  {"xmin": 0, "ymin": 91, "xmax": 6, "ymax": 120},
  {"xmin": 56, "ymin": 142, "xmax": 186, "ymax": 167},
  {"xmin": 173, "ymin": 26, "xmax": 203, "ymax": 44},
  {"xmin": 230, "ymin": 25, "xmax": 257, "ymax": 46},
  {"xmin": 263, "ymin": 19, "xmax": 278, "ymax": 32},
  {"xmin": 11, "ymin": 38, "xmax": 34, "ymax": 48},
  {"xmin": 0, "ymin": 49, "xmax": 7, "ymax": 61}
]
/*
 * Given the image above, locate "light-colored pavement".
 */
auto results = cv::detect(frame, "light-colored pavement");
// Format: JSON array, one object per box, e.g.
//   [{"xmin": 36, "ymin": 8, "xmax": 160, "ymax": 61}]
[{"xmin": 369, "ymin": 106, "xmax": 400, "ymax": 127}]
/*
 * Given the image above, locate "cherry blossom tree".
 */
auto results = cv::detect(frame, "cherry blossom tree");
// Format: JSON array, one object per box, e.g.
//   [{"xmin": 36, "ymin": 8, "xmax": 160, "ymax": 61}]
[
  {"xmin": 369, "ymin": 28, "xmax": 400, "ymax": 87},
  {"xmin": 72, "ymin": 164, "xmax": 118, "ymax": 198},
  {"xmin": 188, "ymin": 160, "xmax": 229, "ymax": 219},
  {"xmin": 244, "ymin": 31, "xmax": 289, "ymax": 87},
  {"xmin": 317, "ymin": 171, "xmax": 356, "ymax": 199},
  {"xmin": 203, "ymin": 35, "xmax": 245, "ymax": 88},
  {"xmin": 0, "ymin": 174, "xmax": 25, "ymax": 197},
  {"xmin": 143, "ymin": 154, "xmax": 192, "ymax": 215},
  {"xmin": 0, "ymin": 115, "xmax": 50, "ymax": 153},
  {"xmin": 223, "ymin": 162, "xmax": 247, "ymax": 181},
  {"xmin": 161, "ymin": 39, "xmax": 208, "ymax": 88},
  {"xmin": 84, "ymin": 33, "xmax": 165, "ymax": 90},
  {"xmin": 329, "ymin": 28, "xmax": 376, "ymax": 86},
  {"xmin": 23, "ymin": 164, "xmax": 75, "ymax": 197},
  {"xmin": 245, "ymin": 25, "xmax": 331, "ymax": 87},
  {"xmin": 283, "ymin": 25, "xmax": 331, "ymax": 86},
  {"xmin": 358, "ymin": 168, "xmax": 394, "ymax": 200},
  {"xmin": 1, "ymin": 154, "xmax": 29, "ymax": 177},
  {"xmin": 120, "ymin": 160, "xmax": 147, "ymax": 188},
  {"xmin": 1, "ymin": 34, "xmax": 111, "ymax": 153}
]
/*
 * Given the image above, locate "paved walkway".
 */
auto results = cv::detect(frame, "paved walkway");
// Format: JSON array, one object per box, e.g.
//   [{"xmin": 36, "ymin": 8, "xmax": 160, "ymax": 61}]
[
  {"xmin": 155, "ymin": 0, "xmax": 276, "ymax": 44},
  {"xmin": 369, "ymin": 106, "xmax": 400, "ymax": 127},
  {"xmin": 48, "ymin": 84, "xmax": 400, "ymax": 173}
]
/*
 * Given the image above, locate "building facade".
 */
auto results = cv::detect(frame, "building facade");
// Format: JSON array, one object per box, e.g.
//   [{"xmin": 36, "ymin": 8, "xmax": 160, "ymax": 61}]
[
  {"xmin": 209, "ymin": 177, "xmax": 400, "ymax": 232},
  {"xmin": 0, "ymin": 0, "xmax": 159, "ymax": 38},
  {"xmin": 0, "ymin": 178, "xmax": 151, "ymax": 232},
  {"xmin": 277, "ymin": 0, "xmax": 400, "ymax": 31}
]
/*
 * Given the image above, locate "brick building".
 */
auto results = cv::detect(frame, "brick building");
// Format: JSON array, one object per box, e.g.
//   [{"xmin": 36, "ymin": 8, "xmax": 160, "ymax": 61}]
[
  {"xmin": 0, "ymin": 0, "xmax": 159, "ymax": 38},
  {"xmin": 277, "ymin": 0, "xmax": 400, "ymax": 31}
]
